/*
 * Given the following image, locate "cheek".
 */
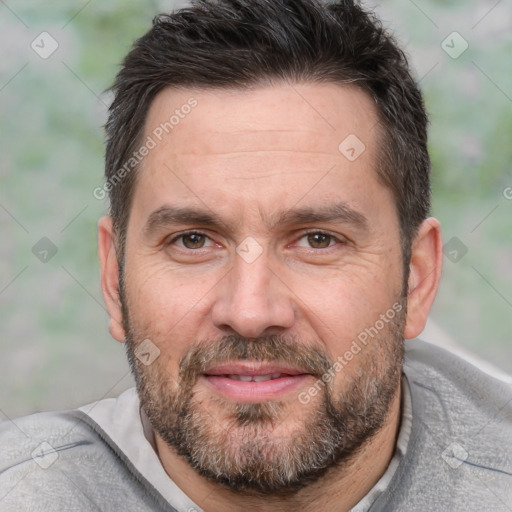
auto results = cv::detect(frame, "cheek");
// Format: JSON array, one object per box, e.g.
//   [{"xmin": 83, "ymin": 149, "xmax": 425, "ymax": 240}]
[
  {"xmin": 288, "ymin": 266, "xmax": 400, "ymax": 358},
  {"xmin": 124, "ymin": 260, "xmax": 218, "ymax": 352},
  {"xmin": 128, "ymin": 258, "xmax": 207, "ymax": 312}
]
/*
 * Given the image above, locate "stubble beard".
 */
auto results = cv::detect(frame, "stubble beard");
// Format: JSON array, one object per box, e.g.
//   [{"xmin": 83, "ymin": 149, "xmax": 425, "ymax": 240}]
[{"xmin": 122, "ymin": 293, "xmax": 406, "ymax": 496}]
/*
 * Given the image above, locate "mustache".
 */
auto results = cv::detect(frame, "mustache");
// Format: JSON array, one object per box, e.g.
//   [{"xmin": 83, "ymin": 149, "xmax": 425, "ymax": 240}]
[{"xmin": 178, "ymin": 334, "xmax": 333, "ymax": 385}]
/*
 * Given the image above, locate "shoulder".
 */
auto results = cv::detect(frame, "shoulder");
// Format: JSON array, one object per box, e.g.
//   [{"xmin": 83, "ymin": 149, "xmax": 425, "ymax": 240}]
[
  {"xmin": 0, "ymin": 408, "xmax": 97, "ymax": 472},
  {"xmin": 0, "ymin": 405, "xmax": 173, "ymax": 511},
  {"xmin": 0, "ymin": 409, "xmax": 104, "ymax": 510},
  {"xmin": 404, "ymin": 338, "xmax": 512, "ymax": 426},
  {"xmin": 391, "ymin": 339, "xmax": 512, "ymax": 510}
]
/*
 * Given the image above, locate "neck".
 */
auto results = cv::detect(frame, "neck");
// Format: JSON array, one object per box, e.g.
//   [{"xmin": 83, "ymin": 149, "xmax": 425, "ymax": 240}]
[{"xmin": 154, "ymin": 381, "xmax": 402, "ymax": 512}]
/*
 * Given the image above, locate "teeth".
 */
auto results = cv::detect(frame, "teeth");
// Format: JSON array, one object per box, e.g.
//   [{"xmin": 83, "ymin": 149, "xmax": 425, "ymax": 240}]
[
  {"xmin": 253, "ymin": 375, "xmax": 272, "ymax": 382},
  {"xmin": 227, "ymin": 373, "xmax": 284, "ymax": 381}
]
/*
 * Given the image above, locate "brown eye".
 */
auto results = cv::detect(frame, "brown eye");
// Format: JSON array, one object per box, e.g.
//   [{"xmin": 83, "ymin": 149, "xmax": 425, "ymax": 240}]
[
  {"xmin": 307, "ymin": 232, "xmax": 333, "ymax": 248},
  {"xmin": 182, "ymin": 233, "xmax": 206, "ymax": 249}
]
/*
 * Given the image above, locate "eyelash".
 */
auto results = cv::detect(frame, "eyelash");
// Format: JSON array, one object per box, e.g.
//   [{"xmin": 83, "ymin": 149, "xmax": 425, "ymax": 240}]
[
  {"xmin": 168, "ymin": 231, "xmax": 212, "ymax": 249},
  {"xmin": 168, "ymin": 230, "xmax": 345, "ymax": 251},
  {"xmin": 298, "ymin": 229, "xmax": 344, "ymax": 248}
]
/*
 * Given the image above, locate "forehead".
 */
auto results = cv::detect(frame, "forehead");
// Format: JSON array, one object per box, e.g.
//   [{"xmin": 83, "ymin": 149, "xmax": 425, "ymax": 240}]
[
  {"xmin": 143, "ymin": 82, "xmax": 379, "ymax": 162},
  {"xmin": 131, "ymin": 82, "xmax": 393, "ymax": 234}
]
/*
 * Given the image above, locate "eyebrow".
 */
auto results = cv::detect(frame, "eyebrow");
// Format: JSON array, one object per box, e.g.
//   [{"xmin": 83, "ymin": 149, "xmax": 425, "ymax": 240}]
[
  {"xmin": 275, "ymin": 202, "xmax": 368, "ymax": 231},
  {"xmin": 143, "ymin": 206, "xmax": 230, "ymax": 237},
  {"xmin": 143, "ymin": 201, "xmax": 368, "ymax": 237}
]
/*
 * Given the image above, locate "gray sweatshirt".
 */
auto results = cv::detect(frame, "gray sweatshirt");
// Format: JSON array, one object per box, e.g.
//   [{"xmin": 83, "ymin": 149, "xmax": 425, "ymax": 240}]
[{"xmin": 1, "ymin": 339, "xmax": 511, "ymax": 511}]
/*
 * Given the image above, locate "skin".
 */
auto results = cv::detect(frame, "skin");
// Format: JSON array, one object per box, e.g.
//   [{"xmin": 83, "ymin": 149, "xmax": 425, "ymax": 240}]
[{"xmin": 98, "ymin": 82, "xmax": 443, "ymax": 511}]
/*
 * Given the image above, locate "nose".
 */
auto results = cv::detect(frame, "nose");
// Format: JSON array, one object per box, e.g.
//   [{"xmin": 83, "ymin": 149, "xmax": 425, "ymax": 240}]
[{"xmin": 211, "ymin": 249, "xmax": 295, "ymax": 338}]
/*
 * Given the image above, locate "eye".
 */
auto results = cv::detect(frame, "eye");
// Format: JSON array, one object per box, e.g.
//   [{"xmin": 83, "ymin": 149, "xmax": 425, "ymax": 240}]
[
  {"xmin": 171, "ymin": 231, "xmax": 214, "ymax": 250},
  {"xmin": 295, "ymin": 231, "xmax": 341, "ymax": 249}
]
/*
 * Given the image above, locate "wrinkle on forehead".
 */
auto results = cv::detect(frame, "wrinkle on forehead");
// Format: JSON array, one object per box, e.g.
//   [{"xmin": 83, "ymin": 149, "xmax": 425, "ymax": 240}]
[{"xmin": 142, "ymin": 82, "xmax": 379, "ymax": 159}]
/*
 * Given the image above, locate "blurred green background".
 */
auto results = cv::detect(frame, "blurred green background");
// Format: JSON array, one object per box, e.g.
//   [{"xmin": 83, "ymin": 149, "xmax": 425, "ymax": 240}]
[{"xmin": 0, "ymin": 0, "xmax": 511, "ymax": 418}]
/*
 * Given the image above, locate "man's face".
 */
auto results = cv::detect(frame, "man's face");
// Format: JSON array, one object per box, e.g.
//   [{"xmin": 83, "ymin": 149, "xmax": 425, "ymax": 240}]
[{"xmin": 119, "ymin": 83, "xmax": 406, "ymax": 493}]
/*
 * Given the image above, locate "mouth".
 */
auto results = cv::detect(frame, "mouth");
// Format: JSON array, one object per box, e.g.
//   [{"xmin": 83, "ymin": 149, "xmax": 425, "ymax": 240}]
[
  {"xmin": 201, "ymin": 362, "xmax": 312, "ymax": 402},
  {"xmin": 221, "ymin": 373, "xmax": 288, "ymax": 382}
]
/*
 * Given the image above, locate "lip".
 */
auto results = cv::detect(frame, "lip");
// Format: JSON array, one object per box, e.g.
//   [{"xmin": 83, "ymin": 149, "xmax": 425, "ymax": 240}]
[
  {"xmin": 201, "ymin": 362, "xmax": 312, "ymax": 402},
  {"xmin": 204, "ymin": 362, "xmax": 306, "ymax": 377}
]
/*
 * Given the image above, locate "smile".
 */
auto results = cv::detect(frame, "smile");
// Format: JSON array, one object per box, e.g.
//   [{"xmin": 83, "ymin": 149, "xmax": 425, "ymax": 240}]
[{"xmin": 201, "ymin": 362, "xmax": 312, "ymax": 401}]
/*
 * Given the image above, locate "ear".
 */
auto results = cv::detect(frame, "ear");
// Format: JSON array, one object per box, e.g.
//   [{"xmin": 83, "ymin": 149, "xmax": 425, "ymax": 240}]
[
  {"xmin": 404, "ymin": 217, "xmax": 443, "ymax": 339},
  {"xmin": 98, "ymin": 216, "xmax": 126, "ymax": 343}
]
